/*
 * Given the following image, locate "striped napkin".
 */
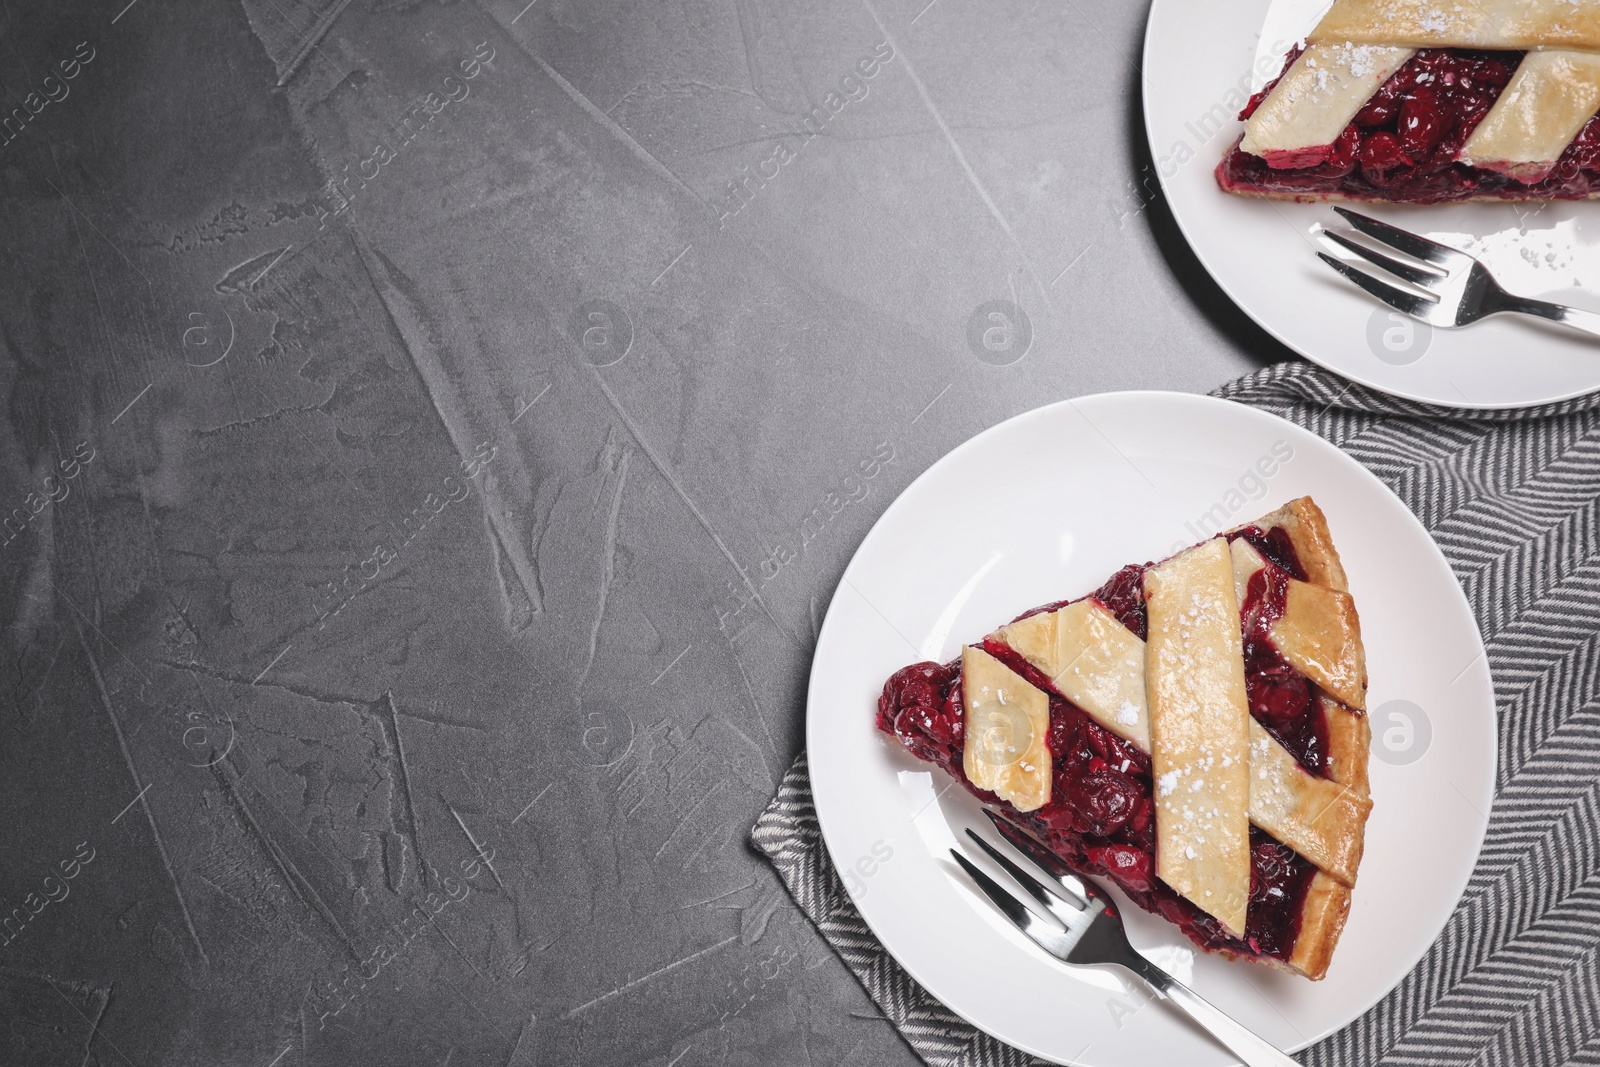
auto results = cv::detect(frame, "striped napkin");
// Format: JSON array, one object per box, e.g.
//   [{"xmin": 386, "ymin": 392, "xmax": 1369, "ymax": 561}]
[{"xmin": 752, "ymin": 362, "xmax": 1600, "ymax": 1067}]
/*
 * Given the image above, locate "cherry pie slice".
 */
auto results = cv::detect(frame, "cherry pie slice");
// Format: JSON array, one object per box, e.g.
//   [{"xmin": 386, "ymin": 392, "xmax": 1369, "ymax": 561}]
[
  {"xmin": 877, "ymin": 498, "xmax": 1372, "ymax": 979},
  {"xmin": 1217, "ymin": 0, "xmax": 1600, "ymax": 202}
]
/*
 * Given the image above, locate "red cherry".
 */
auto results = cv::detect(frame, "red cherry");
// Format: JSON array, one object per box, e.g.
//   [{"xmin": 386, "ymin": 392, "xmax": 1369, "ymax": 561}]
[
  {"xmin": 1087, "ymin": 844, "xmax": 1153, "ymax": 894},
  {"xmin": 880, "ymin": 662, "xmax": 948, "ymax": 730},
  {"xmin": 1247, "ymin": 670, "xmax": 1311, "ymax": 731},
  {"xmin": 880, "ymin": 660, "xmax": 964, "ymax": 765},
  {"xmin": 1318, "ymin": 126, "xmax": 1361, "ymax": 178},
  {"xmin": 1355, "ymin": 80, "xmax": 1401, "ymax": 127},
  {"xmin": 1240, "ymin": 87, "xmax": 1272, "ymax": 121},
  {"xmin": 1092, "ymin": 564, "xmax": 1149, "ymax": 639},
  {"xmin": 1399, "ymin": 95, "xmax": 1446, "ymax": 158},
  {"xmin": 898, "ymin": 679, "xmax": 940, "ymax": 712},
  {"xmin": 1569, "ymin": 116, "xmax": 1600, "ymax": 169},
  {"xmin": 1360, "ymin": 131, "xmax": 1408, "ymax": 170},
  {"xmin": 1067, "ymin": 769, "xmax": 1143, "ymax": 837},
  {"xmin": 940, "ymin": 688, "xmax": 965, "ymax": 743},
  {"xmin": 1474, "ymin": 58, "xmax": 1513, "ymax": 90},
  {"xmin": 1250, "ymin": 841, "xmax": 1299, "ymax": 905}
]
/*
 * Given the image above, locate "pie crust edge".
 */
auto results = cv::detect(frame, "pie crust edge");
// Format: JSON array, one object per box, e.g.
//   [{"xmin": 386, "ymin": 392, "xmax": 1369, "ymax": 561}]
[
  {"xmin": 1264, "ymin": 872, "xmax": 1353, "ymax": 981},
  {"xmin": 1270, "ymin": 579, "xmax": 1369, "ymax": 712},
  {"xmin": 1216, "ymin": 164, "xmax": 1600, "ymax": 204},
  {"xmin": 1239, "ymin": 497, "xmax": 1370, "ymax": 978},
  {"xmin": 1320, "ymin": 693, "xmax": 1372, "ymax": 797}
]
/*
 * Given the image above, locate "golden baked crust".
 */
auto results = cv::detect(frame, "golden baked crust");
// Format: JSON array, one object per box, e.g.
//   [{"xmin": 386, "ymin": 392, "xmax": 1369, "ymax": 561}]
[
  {"xmin": 1244, "ymin": 498, "xmax": 1373, "ymax": 802},
  {"xmin": 1231, "ymin": 499, "xmax": 1370, "ymax": 977},
  {"xmin": 1313, "ymin": 0, "xmax": 1600, "ymax": 53},
  {"xmin": 1240, "ymin": 42, "xmax": 1416, "ymax": 158},
  {"xmin": 1230, "ymin": 8, "xmax": 1600, "ymax": 200},
  {"xmin": 1210, "ymin": 872, "xmax": 1352, "ymax": 980},
  {"xmin": 1320, "ymin": 693, "xmax": 1372, "ymax": 798},
  {"xmin": 1271, "ymin": 579, "xmax": 1368, "ymax": 712},
  {"xmin": 967, "ymin": 498, "xmax": 1369, "ymax": 978},
  {"xmin": 1228, "ymin": 517, "xmax": 1368, "ymax": 711}
]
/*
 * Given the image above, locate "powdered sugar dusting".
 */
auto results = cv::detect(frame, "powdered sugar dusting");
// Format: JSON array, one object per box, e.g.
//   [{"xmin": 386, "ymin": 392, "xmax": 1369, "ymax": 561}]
[{"xmin": 1330, "ymin": 41, "xmax": 1386, "ymax": 80}]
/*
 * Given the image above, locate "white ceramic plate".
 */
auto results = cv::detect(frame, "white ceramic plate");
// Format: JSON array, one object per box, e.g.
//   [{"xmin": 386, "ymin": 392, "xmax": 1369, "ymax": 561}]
[
  {"xmin": 1143, "ymin": 0, "xmax": 1600, "ymax": 410},
  {"xmin": 807, "ymin": 392, "xmax": 1495, "ymax": 1066}
]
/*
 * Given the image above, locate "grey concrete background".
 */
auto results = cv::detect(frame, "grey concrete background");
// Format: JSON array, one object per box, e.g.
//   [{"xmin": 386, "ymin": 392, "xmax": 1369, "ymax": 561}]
[{"xmin": 0, "ymin": 0, "xmax": 1282, "ymax": 1064}]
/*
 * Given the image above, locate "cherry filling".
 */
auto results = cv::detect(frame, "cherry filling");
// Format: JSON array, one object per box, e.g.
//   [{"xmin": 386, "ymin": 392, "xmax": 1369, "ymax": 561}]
[
  {"xmin": 876, "ymin": 529, "xmax": 1332, "ymax": 962},
  {"xmin": 1088, "ymin": 564, "xmax": 1150, "ymax": 640},
  {"xmin": 1218, "ymin": 48, "xmax": 1600, "ymax": 203}
]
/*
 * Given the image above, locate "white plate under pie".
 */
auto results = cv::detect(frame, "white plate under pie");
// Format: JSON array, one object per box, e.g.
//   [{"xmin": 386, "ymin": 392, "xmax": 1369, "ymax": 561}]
[
  {"xmin": 807, "ymin": 392, "xmax": 1495, "ymax": 1066},
  {"xmin": 1143, "ymin": 0, "xmax": 1600, "ymax": 410}
]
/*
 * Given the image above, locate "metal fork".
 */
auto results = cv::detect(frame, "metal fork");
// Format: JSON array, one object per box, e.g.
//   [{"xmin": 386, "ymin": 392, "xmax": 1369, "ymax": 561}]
[
  {"xmin": 952, "ymin": 813, "xmax": 1300, "ymax": 1067},
  {"xmin": 1314, "ymin": 206, "xmax": 1600, "ymax": 339}
]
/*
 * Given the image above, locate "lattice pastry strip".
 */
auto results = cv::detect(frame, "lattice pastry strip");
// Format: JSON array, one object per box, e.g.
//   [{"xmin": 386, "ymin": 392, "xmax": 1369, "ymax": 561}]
[
  {"xmin": 1313, "ymin": 0, "xmax": 1600, "ymax": 53},
  {"xmin": 1463, "ymin": 50, "xmax": 1600, "ymax": 175}
]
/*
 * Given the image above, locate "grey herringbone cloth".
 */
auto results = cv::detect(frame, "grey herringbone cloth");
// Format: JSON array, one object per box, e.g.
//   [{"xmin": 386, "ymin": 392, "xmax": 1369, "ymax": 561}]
[{"xmin": 752, "ymin": 362, "xmax": 1600, "ymax": 1067}]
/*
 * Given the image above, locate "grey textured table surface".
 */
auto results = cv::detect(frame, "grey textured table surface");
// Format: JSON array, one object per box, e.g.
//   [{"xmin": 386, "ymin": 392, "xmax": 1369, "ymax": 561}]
[{"xmin": 0, "ymin": 1, "xmax": 1282, "ymax": 1064}]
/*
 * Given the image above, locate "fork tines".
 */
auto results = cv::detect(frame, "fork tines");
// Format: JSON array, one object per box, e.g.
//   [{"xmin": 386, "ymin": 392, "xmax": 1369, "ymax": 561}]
[
  {"xmin": 964, "ymin": 827, "xmax": 1088, "ymax": 921},
  {"xmin": 1321, "ymin": 228, "xmax": 1442, "ymax": 290},
  {"xmin": 947, "ymin": 838, "xmax": 1086, "ymax": 963},
  {"xmin": 980, "ymin": 811, "xmax": 1097, "ymax": 905},
  {"xmin": 1332, "ymin": 206, "xmax": 1472, "ymax": 270},
  {"xmin": 1316, "ymin": 252, "xmax": 1436, "ymax": 318},
  {"xmin": 1313, "ymin": 206, "xmax": 1477, "ymax": 325},
  {"xmin": 949, "ymin": 849, "xmax": 1038, "ymax": 927}
]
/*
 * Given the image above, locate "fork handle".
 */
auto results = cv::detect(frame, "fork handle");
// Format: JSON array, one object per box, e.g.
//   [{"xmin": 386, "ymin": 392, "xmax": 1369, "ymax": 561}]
[
  {"xmin": 1124, "ymin": 955, "xmax": 1302, "ymax": 1067},
  {"xmin": 1499, "ymin": 296, "xmax": 1600, "ymax": 340}
]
